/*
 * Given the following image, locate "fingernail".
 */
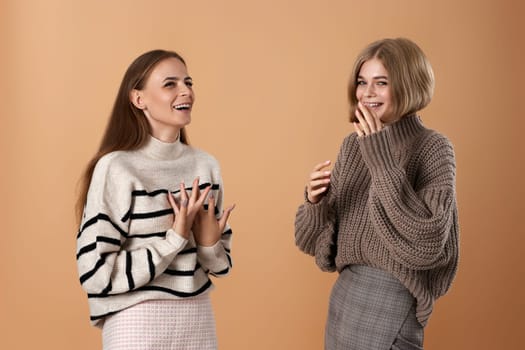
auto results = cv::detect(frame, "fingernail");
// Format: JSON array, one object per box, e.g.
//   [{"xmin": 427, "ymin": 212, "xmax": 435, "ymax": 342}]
[
  {"xmin": 209, "ymin": 194, "xmax": 214, "ymax": 201},
  {"xmin": 181, "ymin": 199, "xmax": 188, "ymax": 207}
]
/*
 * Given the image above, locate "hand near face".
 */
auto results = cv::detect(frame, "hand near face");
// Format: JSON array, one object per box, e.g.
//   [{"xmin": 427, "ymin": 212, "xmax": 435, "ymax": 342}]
[
  {"xmin": 192, "ymin": 195, "xmax": 235, "ymax": 247},
  {"xmin": 353, "ymin": 101, "xmax": 384, "ymax": 137},
  {"xmin": 167, "ymin": 178, "xmax": 211, "ymax": 239},
  {"xmin": 306, "ymin": 160, "xmax": 332, "ymax": 204}
]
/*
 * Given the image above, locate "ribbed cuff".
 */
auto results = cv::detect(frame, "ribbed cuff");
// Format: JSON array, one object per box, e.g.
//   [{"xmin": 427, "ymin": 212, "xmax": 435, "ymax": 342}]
[
  {"xmin": 197, "ymin": 241, "xmax": 227, "ymax": 271},
  {"xmin": 358, "ymin": 130, "xmax": 396, "ymax": 174},
  {"xmin": 165, "ymin": 228, "xmax": 188, "ymax": 250},
  {"xmin": 302, "ymin": 198, "xmax": 331, "ymax": 227}
]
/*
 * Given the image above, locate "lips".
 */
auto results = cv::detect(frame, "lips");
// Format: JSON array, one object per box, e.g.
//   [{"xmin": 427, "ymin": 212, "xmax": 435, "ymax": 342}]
[
  {"xmin": 173, "ymin": 103, "xmax": 192, "ymax": 110},
  {"xmin": 362, "ymin": 102, "xmax": 383, "ymax": 108}
]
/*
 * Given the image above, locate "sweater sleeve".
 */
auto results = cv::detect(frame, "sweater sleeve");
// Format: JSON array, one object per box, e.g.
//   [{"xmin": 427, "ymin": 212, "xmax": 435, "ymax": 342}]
[
  {"xmin": 196, "ymin": 167, "xmax": 233, "ymax": 277},
  {"xmin": 76, "ymin": 156, "xmax": 188, "ymax": 296},
  {"xmin": 294, "ymin": 135, "xmax": 355, "ymax": 271},
  {"xmin": 359, "ymin": 131, "xmax": 457, "ymax": 271}
]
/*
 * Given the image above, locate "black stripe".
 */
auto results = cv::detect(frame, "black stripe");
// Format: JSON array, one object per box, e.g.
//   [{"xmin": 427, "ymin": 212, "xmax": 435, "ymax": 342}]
[
  {"xmin": 79, "ymin": 257, "xmax": 106, "ymax": 284},
  {"xmin": 128, "ymin": 231, "xmax": 166, "ymax": 239},
  {"xmin": 170, "ymin": 183, "xmax": 220, "ymax": 194},
  {"xmin": 90, "ymin": 310, "xmax": 118, "ymax": 321},
  {"xmin": 146, "ymin": 249, "xmax": 155, "ymax": 282},
  {"xmin": 78, "ymin": 213, "xmax": 128, "ymax": 239},
  {"xmin": 132, "ymin": 189, "xmax": 169, "ymax": 197},
  {"xmin": 88, "ymin": 279, "xmax": 213, "ymax": 299},
  {"xmin": 100, "ymin": 281, "xmax": 112, "ymax": 295},
  {"xmin": 131, "ymin": 184, "xmax": 220, "ymax": 198},
  {"xmin": 130, "ymin": 209, "xmax": 173, "ymax": 220},
  {"xmin": 77, "ymin": 216, "xmax": 98, "ymax": 238},
  {"xmin": 226, "ymin": 253, "xmax": 232, "ymax": 267},
  {"xmin": 97, "ymin": 236, "xmax": 121, "ymax": 245},
  {"xmin": 76, "ymin": 242, "xmax": 96, "ymax": 259},
  {"xmin": 126, "ymin": 252, "xmax": 134, "ymax": 290},
  {"xmin": 202, "ymin": 183, "xmax": 220, "ymax": 190},
  {"xmin": 222, "ymin": 228, "xmax": 233, "ymax": 236},
  {"xmin": 137, "ymin": 279, "xmax": 212, "ymax": 297},
  {"xmin": 212, "ymin": 267, "xmax": 230, "ymax": 276},
  {"xmin": 164, "ymin": 263, "xmax": 201, "ymax": 276},
  {"xmin": 121, "ymin": 209, "xmax": 131, "ymax": 223},
  {"xmin": 178, "ymin": 247, "xmax": 197, "ymax": 255},
  {"xmin": 76, "ymin": 237, "xmax": 121, "ymax": 260}
]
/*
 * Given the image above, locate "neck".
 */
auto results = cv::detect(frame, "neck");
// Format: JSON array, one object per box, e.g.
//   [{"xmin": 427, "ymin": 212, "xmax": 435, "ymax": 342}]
[{"xmin": 150, "ymin": 128, "xmax": 181, "ymax": 143}]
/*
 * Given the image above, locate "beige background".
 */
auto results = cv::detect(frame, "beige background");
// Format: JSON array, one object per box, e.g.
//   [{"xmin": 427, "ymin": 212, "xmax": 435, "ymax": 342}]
[{"xmin": 1, "ymin": 0, "xmax": 524, "ymax": 349}]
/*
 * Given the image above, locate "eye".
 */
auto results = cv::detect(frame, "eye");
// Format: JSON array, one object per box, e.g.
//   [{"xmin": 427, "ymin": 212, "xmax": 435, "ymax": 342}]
[
  {"xmin": 357, "ymin": 80, "xmax": 366, "ymax": 86},
  {"xmin": 164, "ymin": 81, "xmax": 175, "ymax": 88},
  {"xmin": 377, "ymin": 81, "xmax": 388, "ymax": 86},
  {"xmin": 185, "ymin": 80, "xmax": 193, "ymax": 87}
]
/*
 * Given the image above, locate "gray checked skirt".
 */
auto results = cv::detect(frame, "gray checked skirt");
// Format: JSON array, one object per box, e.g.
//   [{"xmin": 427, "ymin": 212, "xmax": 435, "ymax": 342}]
[{"xmin": 325, "ymin": 265, "xmax": 424, "ymax": 350}]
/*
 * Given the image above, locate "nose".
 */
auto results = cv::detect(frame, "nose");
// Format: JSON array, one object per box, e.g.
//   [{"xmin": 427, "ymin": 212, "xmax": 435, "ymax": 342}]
[
  {"xmin": 364, "ymin": 83, "xmax": 376, "ymax": 97},
  {"xmin": 179, "ymin": 82, "xmax": 191, "ymax": 97},
  {"xmin": 179, "ymin": 86, "xmax": 189, "ymax": 97}
]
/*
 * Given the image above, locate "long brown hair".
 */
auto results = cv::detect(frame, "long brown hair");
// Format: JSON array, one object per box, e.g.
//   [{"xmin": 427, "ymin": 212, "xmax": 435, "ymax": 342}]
[
  {"xmin": 76, "ymin": 49, "xmax": 189, "ymax": 223},
  {"xmin": 348, "ymin": 38, "xmax": 434, "ymax": 122}
]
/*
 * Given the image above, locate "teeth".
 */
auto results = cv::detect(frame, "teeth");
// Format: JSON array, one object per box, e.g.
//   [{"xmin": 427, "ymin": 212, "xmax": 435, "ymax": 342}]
[
  {"xmin": 174, "ymin": 103, "xmax": 191, "ymax": 110},
  {"xmin": 364, "ymin": 103, "xmax": 381, "ymax": 107}
]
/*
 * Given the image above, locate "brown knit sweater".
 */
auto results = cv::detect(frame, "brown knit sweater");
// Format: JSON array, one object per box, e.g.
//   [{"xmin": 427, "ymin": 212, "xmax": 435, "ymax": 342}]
[{"xmin": 294, "ymin": 115, "xmax": 459, "ymax": 326}]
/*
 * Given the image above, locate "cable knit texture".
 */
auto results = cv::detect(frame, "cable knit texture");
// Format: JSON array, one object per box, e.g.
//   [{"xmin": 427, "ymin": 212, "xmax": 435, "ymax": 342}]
[
  {"xmin": 295, "ymin": 115, "xmax": 459, "ymax": 326},
  {"xmin": 76, "ymin": 136, "xmax": 232, "ymax": 327}
]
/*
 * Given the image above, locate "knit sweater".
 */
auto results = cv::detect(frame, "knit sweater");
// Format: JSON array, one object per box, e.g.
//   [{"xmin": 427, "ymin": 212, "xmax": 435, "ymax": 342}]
[
  {"xmin": 295, "ymin": 115, "xmax": 459, "ymax": 326},
  {"xmin": 76, "ymin": 136, "xmax": 232, "ymax": 327}
]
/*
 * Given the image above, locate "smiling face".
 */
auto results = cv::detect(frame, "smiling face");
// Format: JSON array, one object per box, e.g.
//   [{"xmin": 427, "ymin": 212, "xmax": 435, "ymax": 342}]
[
  {"xmin": 131, "ymin": 57, "xmax": 194, "ymax": 142},
  {"xmin": 356, "ymin": 58, "xmax": 398, "ymax": 124}
]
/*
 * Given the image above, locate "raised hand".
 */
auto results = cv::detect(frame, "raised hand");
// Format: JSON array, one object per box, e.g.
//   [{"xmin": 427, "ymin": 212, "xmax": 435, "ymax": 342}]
[
  {"xmin": 306, "ymin": 160, "xmax": 331, "ymax": 204},
  {"xmin": 192, "ymin": 193, "xmax": 235, "ymax": 247},
  {"xmin": 167, "ymin": 178, "xmax": 212, "ymax": 239},
  {"xmin": 352, "ymin": 101, "xmax": 384, "ymax": 137}
]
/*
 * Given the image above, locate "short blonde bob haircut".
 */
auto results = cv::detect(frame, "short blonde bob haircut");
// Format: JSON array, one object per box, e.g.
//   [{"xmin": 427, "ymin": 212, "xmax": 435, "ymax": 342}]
[{"xmin": 348, "ymin": 38, "xmax": 434, "ymax": 122}]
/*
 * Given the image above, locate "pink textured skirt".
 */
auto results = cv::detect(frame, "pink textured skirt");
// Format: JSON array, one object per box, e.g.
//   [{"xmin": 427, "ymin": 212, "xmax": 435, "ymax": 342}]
[{"xmin": 102, "ymin": 294, "xmax": 217, "ymax": 350}]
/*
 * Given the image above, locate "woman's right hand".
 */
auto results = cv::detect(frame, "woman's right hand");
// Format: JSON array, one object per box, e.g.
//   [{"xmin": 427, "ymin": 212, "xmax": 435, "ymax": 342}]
[
  {"xmin": 167, "ymin": 178, "xmax": 211, "ymax": 239},
  {"xmin": 306, "ymin": 160, "xmax": 331, "ymax": 204}
]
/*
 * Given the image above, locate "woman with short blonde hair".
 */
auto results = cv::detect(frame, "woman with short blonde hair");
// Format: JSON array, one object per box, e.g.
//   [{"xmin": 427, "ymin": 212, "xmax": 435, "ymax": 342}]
[{"xmin": 295, "ymin": 38, "xmax": 459, "ymax": 349}]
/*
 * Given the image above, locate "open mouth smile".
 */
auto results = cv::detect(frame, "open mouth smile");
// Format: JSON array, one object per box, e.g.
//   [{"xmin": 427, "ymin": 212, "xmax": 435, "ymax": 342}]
[
  {"xmin": 363, "ymin": 102, "xmax": 382, "ymax": 108},
  {"xmin": 173, "ymin": 103, "xmax": 192, "ymax": 110}
]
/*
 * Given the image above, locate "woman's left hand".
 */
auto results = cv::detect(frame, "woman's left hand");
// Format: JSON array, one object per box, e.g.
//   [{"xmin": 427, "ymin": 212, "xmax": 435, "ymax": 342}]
[
  {"xmin": 353, "ymin": 101, "xmax": 383, "ymax": 137},
  {"xmin": 192, "ymin": 194, "xmax": 235, "ymax": 247}
]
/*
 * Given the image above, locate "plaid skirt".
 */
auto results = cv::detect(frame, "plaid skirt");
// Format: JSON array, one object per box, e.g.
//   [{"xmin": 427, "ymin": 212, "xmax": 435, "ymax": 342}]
[
  {"xmin": 102, "ymin": 294, "xmax": 217, "ymax": 350},
  {"xmin": 325, "ymin": 265, "xmax": 424, "ymax": 350}
]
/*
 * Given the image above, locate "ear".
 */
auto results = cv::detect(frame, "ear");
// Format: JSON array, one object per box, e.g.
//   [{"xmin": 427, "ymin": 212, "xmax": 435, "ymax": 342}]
[{"xmin": 130, "ymin": 89, "xmax": 146, "ymax": 110}]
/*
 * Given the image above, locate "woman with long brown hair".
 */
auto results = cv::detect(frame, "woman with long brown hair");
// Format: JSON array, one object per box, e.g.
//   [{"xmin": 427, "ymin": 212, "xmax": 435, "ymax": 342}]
[
  {"xmin": 295, "ymin": 38, "xmax": 459, "ymax": 349},
  {"xmin": 76, "ymin": 49, "xmax": 234, "ymax": 349}
]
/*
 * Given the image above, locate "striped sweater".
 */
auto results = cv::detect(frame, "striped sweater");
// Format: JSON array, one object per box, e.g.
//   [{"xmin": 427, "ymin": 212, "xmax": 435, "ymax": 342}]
[
  {"xmin": 295, "ymin": 115, "xmax": 459, "ymax": 326},
  {"xmin": 76, "ymin": 136, "xmax": 232, "ymax": 327}
]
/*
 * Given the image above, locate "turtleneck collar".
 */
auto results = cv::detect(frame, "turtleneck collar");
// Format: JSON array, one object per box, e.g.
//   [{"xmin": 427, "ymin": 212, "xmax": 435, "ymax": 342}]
[
  {"xmin": 386, "ymin": 114, "xmax": 426, "ymax": 144},
  {"xmin": 139, "ymin": 135, "xmax": 186, "ymax": 160}
]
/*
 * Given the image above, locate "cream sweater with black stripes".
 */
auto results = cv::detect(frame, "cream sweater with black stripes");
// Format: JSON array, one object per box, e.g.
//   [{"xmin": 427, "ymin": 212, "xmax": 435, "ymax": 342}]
[{"xmin": 76, "ymin": 136, "xmax": 232, "ymax": 327}]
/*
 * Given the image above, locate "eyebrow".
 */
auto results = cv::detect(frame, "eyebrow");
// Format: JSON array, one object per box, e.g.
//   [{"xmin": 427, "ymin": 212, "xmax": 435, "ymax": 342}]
[
  {"xmin": 163, "ymin": 76, "xmax": 193, "ymax": 82},
  {"xmin": 357, "ymin": 75, "xmax": 388, "ymax": 80}
]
